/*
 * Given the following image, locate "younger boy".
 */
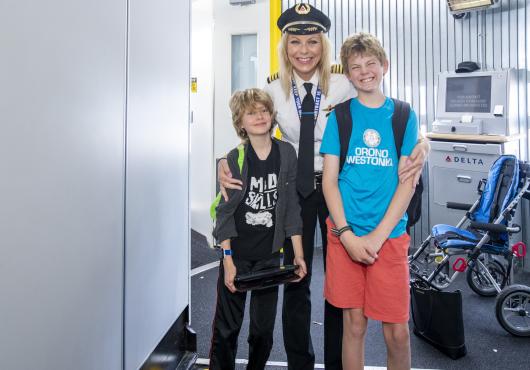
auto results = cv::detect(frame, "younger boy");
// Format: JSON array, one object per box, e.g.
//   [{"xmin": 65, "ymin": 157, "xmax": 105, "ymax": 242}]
[
  {"xmin": 210, "ymin": 88, "xmax": 307, "ymax": 370},
  {"xmin": 320, "ymin": 32, "xmax": 418, "ymax": 370}
]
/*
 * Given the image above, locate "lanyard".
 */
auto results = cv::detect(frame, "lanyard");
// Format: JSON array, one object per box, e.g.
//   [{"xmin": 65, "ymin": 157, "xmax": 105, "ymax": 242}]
[{"xmin": 291, "ymin": 79, "xmax": 322, "ymax": 123}]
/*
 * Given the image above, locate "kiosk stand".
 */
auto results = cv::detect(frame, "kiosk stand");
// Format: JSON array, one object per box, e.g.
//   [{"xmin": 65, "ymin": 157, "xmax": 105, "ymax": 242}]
[{"xmin": 427, "ymin": 69, "xmax": 526, "ymax": 267}]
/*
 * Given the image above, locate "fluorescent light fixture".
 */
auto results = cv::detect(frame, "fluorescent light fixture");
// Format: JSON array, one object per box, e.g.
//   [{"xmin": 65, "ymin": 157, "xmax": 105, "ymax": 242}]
[
  {"xmin": 229, "ymin": 0, "xmax": 256, "ymax": 5},
  {"xmin": 447, "ymin": 0, "xmax": 500, "ymax": 14}
]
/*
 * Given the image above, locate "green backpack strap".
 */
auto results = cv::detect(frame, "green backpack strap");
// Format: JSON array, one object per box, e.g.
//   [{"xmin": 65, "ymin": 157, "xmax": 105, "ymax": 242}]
[
  {"xmin": 236, "ymin": 144, "xmax": 244, "ymax": 172},
  {"xmin": 210, "ymin": 193, "xmax": 222, "ymax": 220},
  {"xmin": 210, "ymin": 144, "xmax": 245, "ymax": 220}
]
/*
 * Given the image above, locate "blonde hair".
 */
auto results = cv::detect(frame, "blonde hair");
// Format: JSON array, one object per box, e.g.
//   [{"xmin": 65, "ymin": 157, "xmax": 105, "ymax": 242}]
[
  {"xmin": 340, "ymin": 32, "xmax": 388, "ymax": 73},
  {"xmin": 229, "ymin": 88, "xmax": 277, "ymax": 141},
  {"xmin": 278, "ymin": 32, "xmax": 332, "ymax": 99}
]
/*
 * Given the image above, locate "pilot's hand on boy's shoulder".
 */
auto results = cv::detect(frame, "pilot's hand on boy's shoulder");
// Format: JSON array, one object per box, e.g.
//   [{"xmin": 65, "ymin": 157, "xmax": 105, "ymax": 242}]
[
  {"xmin": 218, "ymin": 158, "xmax": 243, "ymax": 201},
  {"xmin": 340, "ymin": 231, "xmax": 376, "ymax": 265},
  {"xmin": 223, "ymin": 257, "xmax": 237, "ymax": 293},
  {"xmin": 398, "ymin": 139, "xmax": 429, "ymax": 186},
  {"xmin": 293, "ymin": 255, "xmax": 307, "ymax": 282}
]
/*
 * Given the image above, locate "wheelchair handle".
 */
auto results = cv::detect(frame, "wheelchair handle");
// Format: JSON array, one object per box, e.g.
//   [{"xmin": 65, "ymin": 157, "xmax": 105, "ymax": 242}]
[
  {"xmin": 446, "ymin": 202, "xmax": 472, "ymax": 211},
  {"xmin": 512, "ymin": 242, "xmax": 527, "ymax": 258},
  {"xmin": 452, "ymin": 258, "xmax": 467, "ymax": 272},
  {"xmin": 469, "ymin": 221, "xmax": 520, "ymax": 234},
  {"xmin": 506, "ymin": 225, "xmax": 521, "ymax": 234}
]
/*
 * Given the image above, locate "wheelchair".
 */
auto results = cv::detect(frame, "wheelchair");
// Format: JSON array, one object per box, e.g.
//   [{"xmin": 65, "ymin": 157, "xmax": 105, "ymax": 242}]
[{"xmin": 409, "ymin": 155, "xmax": 530, "ymax": 337}]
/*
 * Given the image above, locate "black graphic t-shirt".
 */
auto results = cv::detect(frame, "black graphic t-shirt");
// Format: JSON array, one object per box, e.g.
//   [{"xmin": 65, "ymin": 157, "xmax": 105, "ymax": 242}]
[{"xmin": 232, "ymin": 141, "xmax": 280, "ymax": 261}]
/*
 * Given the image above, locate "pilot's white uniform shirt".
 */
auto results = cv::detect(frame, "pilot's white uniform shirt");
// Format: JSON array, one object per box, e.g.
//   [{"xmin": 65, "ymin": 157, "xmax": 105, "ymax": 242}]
[{"xmin": 264, "ymin": 70, "xmax": 356, "ymax": 172}]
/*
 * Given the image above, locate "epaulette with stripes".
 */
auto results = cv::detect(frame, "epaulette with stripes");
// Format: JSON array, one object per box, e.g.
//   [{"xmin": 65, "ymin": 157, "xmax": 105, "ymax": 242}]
[
  {"xmin": 267, "ymin": 72, "xmax": 279, "ymax": 84},
  {"xmin": 331, "ymin": 64, "xmax": 343, "ymax": 74}
]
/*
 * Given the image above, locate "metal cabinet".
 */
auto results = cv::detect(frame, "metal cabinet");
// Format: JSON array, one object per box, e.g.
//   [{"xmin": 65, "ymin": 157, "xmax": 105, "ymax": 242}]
[{"xmin": 428, "ymin": 140, "xmax": 519, "ymax": 228}]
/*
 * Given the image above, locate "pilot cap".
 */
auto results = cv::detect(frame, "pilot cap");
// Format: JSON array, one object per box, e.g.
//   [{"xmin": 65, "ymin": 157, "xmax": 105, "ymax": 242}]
[{"xmin": 277, "ymin": 3, "xmax": 331, "ymax": 35}]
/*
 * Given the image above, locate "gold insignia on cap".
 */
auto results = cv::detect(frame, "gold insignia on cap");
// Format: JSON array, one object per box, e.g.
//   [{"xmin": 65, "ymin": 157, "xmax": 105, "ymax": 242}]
[
  {"xmin": 288, "ymin": 27, "xmax": 301, "ymax": 32},
  {"xmin": 295, "ymin": 4, "xmax": 311, "ymax": 15},
  {"xmin": 282, "ymin": 21, "xmax": 324, "ymax": 33},
  {"xmin": 305, "ymin": 26, "xmax": 318, "ymax": 32}
]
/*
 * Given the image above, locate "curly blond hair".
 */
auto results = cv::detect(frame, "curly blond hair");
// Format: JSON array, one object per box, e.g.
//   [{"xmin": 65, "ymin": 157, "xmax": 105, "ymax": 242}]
[{"xmin": 229, "ymin": 88, "xmax": 277, "ymax": 141}]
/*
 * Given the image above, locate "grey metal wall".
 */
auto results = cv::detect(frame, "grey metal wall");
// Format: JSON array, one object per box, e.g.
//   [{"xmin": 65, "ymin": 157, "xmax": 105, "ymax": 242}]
[
  {"xmin": 125, "ymin": 0, "xmax": 190, "ymax": 368},
  {"xmin": 0, "ymin": 1, "xmax": 190, "ymax": 369},
  {"xmin": 0, "ymin": 1, "xmax": 126, "ymax": 368},
  {"xmin": 283, "ymin": 0, "xmax": 530, "ymax": 243}
]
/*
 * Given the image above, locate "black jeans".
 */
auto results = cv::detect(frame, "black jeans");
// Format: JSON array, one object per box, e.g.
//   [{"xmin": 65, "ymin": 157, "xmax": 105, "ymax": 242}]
[
  {"xmin": 283, "ymin": 182, "xmax": 343, "ymax": 370},
  {"xmin": 209, "ymin": 255, "xmax": 280, "ymax": 370}
]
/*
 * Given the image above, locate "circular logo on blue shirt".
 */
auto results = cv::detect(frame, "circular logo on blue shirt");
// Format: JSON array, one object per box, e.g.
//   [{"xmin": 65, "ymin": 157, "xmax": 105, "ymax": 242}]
[{"xmin": 363, "ymin": 129, "xmax": 381, "ymax": 147}]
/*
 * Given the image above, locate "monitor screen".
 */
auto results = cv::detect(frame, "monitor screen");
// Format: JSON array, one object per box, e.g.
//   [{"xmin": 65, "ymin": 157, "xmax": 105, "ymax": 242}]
[{"xmin": 445, "ymin": 76, "xmax": 492, "ymax": 113}]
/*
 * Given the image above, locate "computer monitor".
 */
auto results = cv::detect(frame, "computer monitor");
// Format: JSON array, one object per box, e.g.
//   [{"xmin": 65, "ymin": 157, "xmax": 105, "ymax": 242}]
[
  {"xmin": 435, "ymin": 70, "xmax": 517, "ymax": 136},
  {"xmin": 445, "ymin": 76, "xmax": 491, "ymax": 113}
]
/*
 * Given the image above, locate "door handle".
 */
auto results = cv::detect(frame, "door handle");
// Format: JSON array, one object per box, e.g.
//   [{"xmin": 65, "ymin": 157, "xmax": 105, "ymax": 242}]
[
  {"xmin": 453, "ymin": 144, "xmax": 468, "ymax": 152},
  {"xmin": 457, "ymin": 175, "xmax": 472, "ymax": 183}
]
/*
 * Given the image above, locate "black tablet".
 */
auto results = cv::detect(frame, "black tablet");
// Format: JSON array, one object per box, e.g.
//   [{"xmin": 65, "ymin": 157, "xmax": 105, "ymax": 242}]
[{"xmin": 234, "ymin": 265, "xmax": 299, "ymax": 292}]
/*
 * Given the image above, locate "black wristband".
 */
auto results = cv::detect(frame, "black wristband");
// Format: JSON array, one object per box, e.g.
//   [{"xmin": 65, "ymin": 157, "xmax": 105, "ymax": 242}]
[{"xmin": 331, "ymin": 225, "xmax": 352, "ymax": 237}]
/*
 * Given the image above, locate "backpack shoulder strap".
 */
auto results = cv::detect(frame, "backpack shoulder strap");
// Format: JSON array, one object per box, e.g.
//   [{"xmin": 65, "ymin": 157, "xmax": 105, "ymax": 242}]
[
  {"xmin": 236, "ymin": 144, "xmax": 245, "ymax": 173},
  {"xmin": 335, "ymin": 98, "xmax": 353, "ymax": 173},
  {"xmin": 210, "ymin": 145, "xmax": 246, "ymax": 221},
  {"xmin": 391, "ymin": 98, "xmax": 411, "ymax": 159}
]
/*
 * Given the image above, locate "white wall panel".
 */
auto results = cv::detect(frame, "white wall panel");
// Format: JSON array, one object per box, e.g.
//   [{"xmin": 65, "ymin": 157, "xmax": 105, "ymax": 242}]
[
  {"xmin": 213, "ymin": 0, "xmax": 270, "ymax": 159},
  {"xmin": 125, "ymin": 0, "xmax": 190, "ymax": 368},
  {"xmin": 0, "ymin": 1, "xmax": 126, "ymax": 369},
  {"xmin": 191, "ymin": 0, "xmax": 215, "ymax": 243},
  {"xmin": 283, "ymin": 0, "xmax": 529, "ymax": 244}
]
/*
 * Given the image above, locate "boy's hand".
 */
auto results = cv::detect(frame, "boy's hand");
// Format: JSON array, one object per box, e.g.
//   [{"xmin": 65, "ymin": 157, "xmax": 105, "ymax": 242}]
[
  {"xmin": 223, "ymin": 257, "xmax": 237, "ymax": 293},
  {"xmin": 398, "ymin": 141, "xmax": 428, "ymax": 186},
  {"xmin": 218, "ymin": 159, "xmax": 243, "ymax": 201},
  {"xmin": 293, "ymin": 256, "xmax": 307, "ymax": 282},
  {"xmin": 359, "ymin": 232, "xmax": 385, "ymax": 258},
  {"xmin": 340, "ymin": 231, "xmax": 377, "ymax": 265}
]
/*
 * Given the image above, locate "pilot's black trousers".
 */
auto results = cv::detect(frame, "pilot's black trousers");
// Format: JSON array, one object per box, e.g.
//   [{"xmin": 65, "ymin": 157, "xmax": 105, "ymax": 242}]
[
  {"xmin": 283, "ymin": 182, "xmax": 343, "ymax": 370},
  {"xmin": 209, "ymin": 255, "xmax": 280, "ymax": 370}
]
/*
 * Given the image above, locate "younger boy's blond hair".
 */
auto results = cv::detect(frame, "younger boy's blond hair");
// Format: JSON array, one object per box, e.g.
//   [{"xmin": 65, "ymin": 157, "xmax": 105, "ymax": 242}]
[
  {"xmin": 340, "ymin": 32, "xmax": 388, "ymax": 73},
  {"xmin": 229, "ymin": 88, "xmax": 276, "ymax": 141}
]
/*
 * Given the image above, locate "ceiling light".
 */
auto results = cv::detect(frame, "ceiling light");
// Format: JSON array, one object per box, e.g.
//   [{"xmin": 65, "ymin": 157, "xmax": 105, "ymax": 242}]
[{"xmin": 447, "ymin": 0, "xmax": 500, "ymax": 14}]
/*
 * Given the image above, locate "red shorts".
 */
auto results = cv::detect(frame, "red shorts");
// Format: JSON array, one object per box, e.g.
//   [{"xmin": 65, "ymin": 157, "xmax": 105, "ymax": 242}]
[{"xmin": 324, "ymin": 218, "xmax": 411, "ymax": 323}]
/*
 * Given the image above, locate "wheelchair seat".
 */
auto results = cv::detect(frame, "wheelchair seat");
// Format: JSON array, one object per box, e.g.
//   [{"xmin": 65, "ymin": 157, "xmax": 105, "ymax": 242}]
[
  {"xmin": 432, "ymin": 224, "xmax": 507, "ymax": 253},
  {"xmin": 432, "ymin": 225, "xmax": 479, "ymax": 248}
]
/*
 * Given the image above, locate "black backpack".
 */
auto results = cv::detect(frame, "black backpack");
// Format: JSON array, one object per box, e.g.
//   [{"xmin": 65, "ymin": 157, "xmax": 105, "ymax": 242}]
[{"xmin": 334, "ymin": 98, "xmax": 423, "ymax": 231}]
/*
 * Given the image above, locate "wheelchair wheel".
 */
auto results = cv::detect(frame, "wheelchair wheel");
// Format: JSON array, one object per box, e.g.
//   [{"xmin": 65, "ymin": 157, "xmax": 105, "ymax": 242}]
[
  {"xmin": 431, "ymin": 260, "xmax": 452, "ymax": 290},
  {"xmin": 495, "ymin": 284, "xmax": 530, "ymax": 337},
  {"xmin": 466, "ymin": 256, "xmax": 507, "ymax": 297}
]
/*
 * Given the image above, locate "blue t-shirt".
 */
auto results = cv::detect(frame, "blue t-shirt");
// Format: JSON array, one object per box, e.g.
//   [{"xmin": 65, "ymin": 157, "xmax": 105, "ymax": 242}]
[{"xmin": 320, "ymin": 97, "xmax": 418, "ymax": 238}]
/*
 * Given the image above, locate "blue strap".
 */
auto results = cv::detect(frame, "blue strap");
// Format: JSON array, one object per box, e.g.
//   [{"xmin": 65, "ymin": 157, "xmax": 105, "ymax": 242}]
[{"xmin": 291, "ymin": 79, "xmax": 322, "ymax": 122}]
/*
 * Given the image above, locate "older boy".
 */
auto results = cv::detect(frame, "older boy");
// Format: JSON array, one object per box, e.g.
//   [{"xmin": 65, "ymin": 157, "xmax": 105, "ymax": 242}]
[{"xmin": 321, "ymin": 33, "xmax": 418, "ymax": 370}]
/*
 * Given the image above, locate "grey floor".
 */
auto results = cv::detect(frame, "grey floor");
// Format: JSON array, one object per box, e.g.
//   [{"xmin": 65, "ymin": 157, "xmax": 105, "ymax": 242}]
[{"xmin": 190, "ymin": 230, "xmax": 530, "ymax": 370}]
